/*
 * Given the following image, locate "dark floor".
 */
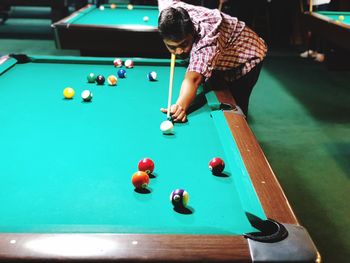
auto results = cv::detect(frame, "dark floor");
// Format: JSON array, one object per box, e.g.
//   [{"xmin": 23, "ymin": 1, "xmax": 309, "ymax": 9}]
[{"xmin": 1, "ymin": 6, "xmax": 350, "ymax": 263}]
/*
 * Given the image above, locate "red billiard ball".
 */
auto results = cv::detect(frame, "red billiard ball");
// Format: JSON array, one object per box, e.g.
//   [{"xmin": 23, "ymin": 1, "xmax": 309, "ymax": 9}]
[
  {"xmin": 113, "ymin": 58, "xmax": 123, "ymax": 67},
  {"xmin": 209, "ymin": 157, "xmax": 225, "ymax": 175},
  {"xmin": 138, "ymin": 158, "xmax": 154, "ymax": 174},
  {"xmin": 132, "ymin": 171, "xmax": 149, "ymax": 189}
]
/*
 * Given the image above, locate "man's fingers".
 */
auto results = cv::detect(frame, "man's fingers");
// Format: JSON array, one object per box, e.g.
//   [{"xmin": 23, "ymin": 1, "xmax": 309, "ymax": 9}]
[
  {"xmin": 161, "ymin": 105, "xmax": 187, "ymax": 122},
  {"xmin": 175, "ymin": 111, "xmax": 186, "ymax": 122}
]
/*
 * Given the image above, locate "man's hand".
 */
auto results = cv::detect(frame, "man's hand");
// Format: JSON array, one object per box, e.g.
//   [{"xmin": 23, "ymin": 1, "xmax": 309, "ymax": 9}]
[
  {"xmin": 160, "ymin": 104, "xmax": 187, "ymax": 123},
  {"xmin": 160, "ymin": 71, "xmax": 202, "ymax": 123}
]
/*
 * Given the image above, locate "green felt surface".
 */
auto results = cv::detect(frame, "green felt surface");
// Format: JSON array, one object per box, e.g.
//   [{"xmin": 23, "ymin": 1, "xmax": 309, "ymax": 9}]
[
  {"xmin": 317, "ymin": 11, "xmax": 350, "ymax": 25},
  {"xmin": 0, "ymin": 56, "xmax": 265, "ymax": 234},
  {"xmin": 67, "ymin": 4, "xmax": 159, "ymax": 27}
]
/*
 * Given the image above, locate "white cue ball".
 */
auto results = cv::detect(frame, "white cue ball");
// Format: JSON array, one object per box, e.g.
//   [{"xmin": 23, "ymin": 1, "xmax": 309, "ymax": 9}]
[
  {"xmin": 160, "ymin": 120, "xmax": 174, "ymax": 134},
  {"xmin": 143, "ymin": 16, "xmax": 149, "ymax": 22}
]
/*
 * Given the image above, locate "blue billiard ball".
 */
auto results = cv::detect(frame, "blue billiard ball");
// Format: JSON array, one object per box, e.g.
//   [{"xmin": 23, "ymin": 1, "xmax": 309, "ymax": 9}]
[
  {"xmin": 147, "ymin": 71, "xmax": 157, "ymax": 81},
  {"xmin": 117, "ymin": 69, "xmax": 127, "ymax": 78}
]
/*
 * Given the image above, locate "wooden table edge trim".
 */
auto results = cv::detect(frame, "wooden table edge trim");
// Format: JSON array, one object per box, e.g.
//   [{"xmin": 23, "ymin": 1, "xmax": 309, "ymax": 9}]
[{"xmin": 215, "ymin": 89, "xmax": 298, "ymax": 225}]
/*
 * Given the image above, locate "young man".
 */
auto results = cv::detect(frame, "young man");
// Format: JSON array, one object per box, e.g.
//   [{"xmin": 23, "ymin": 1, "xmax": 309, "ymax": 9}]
[{"xmin": 158, "ymin": 0, "xmax": 267, "ymax": 122}]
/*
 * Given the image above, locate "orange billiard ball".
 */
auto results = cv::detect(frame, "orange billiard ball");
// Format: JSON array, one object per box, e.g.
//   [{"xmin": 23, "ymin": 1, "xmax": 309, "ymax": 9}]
[
  {"xmin": 132, "ymin": 171, "xmax": 149, "ymax": 189},
  {"xmin": 138, "ymin": 158, "xmax": 155, "ymax": 174},
  {"xmin": 107, "ymin": 75, "xmax": 118, "ymax": 86},
  {"xmin": 63, "ymin": 87, "xmax": 74, "ymax": 99}
]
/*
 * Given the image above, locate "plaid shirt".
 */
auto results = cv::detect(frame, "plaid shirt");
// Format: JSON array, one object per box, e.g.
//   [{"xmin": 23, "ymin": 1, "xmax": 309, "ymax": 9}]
[{"xmin": 158, "ymin": 0, "xmax": 267, "ymax": 81}]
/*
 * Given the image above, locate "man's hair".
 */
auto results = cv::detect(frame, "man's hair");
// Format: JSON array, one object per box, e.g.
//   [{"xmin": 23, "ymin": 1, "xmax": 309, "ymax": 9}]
[{"xmin": 158, "ymin": 7, "xmax": 195, "ymax": 41}]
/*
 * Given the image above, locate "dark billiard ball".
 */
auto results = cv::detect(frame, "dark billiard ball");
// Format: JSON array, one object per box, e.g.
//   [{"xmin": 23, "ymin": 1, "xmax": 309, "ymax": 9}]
[
  {"xmin": 209, "ymin": 157, "xmax": 225, "ymax": 175},
  {"xmin": 147, "ymin": 71, "xmax": 157, "ymax": 81},
  {"xmin": 170, "ymin": 189, "xmax": 189, "ymax": 209},
  {"xmin": 117, "ymin": 69, "xmax": 127, "ymax": 78},
  {"xmin": 132, "ymin": 171, "xmax": 150, "ymax": 189},
  {"xmin": 138, "ymin": 158, "xmax": 154, "ymax": 174},
  {"xmin": 96, "ymin": 75, "xmax": 105, "ymax": 85}
]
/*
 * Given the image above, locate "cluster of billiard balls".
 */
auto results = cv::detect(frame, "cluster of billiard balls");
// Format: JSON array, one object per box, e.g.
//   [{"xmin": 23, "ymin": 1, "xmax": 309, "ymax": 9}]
[
  {"xmin": 131, "ymin": 158, "xmax": 155, "ymax": 189},
  {"xmin": 99, "ymin": 4, "xmax": 148, "ymax": 22},
  {"xmin": 103, "ymin": 3, "xmax": 148, "ymax": 21},
  {"xmin": 132, "ymin": 157, "xmax": 225, "ymax": 210},
  {"xmin": 63, "ymin": 58, "xmax": 157, "ymax": 102},
  {"xmin": 113, "ymin": 58, "xmax": 157, "ymax": 81},
  {"xmin": 87, "ymin": 73, "xmax": 120, "ymax": 86}
]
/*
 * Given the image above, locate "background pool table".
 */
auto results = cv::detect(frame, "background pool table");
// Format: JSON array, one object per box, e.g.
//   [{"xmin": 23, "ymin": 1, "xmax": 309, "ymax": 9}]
[
  {"xmin": 302, "ymin": 11, "xmax": 350, "ymax": 69},
  {"xmin": 0, "ymin": 54, "xmax": 319, "ymax": 262},
  {"xmin": 53, "ymin": 4, "xmax": 169, "ymax": 57},
  {"xmin": 0, "ymin": 0, "xmax": 75, "ymax": 22}
]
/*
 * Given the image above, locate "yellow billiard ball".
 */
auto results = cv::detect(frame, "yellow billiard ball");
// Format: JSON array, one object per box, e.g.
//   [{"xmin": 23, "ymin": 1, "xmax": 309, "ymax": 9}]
[
  {"xmin": 127, "ymin": 4, "xmax": 133, "ymax": 10},
  {"xmin": 338, "ymin": 15, "xmax": 345, "ymax": 21},
  {"xmin": 63, "ymin": 87, "xmax": 74, "ymax": 99}
]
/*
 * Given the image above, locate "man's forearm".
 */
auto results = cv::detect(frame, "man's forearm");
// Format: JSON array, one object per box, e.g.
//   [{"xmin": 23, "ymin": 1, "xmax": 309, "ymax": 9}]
[{"xmin": 176, "ymin": 78, "xmax": 199, "ymax": 111}]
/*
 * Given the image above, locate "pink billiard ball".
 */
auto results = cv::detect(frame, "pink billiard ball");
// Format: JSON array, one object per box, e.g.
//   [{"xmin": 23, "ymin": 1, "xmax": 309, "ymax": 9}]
[
  {"xmin": 124, "ymin": 59, "xmax": 134, "ymax": 68},
  {"xmin": 113, "ymin": 58, "xmax": 123, "ymax": 67},
  {"xmin": 138, "ymin": 158, "xmax": 155, "ymax": 174},
  {"xmin": 209, "ymin": 157, "xmax": 225, "ymax": 175}
]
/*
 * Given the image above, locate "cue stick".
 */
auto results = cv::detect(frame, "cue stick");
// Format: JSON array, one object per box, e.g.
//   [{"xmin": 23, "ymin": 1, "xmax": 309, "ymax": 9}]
[
  {"xmin": 309, "ymin": 0, "xmax": 313, "ymax": 12},
  {"xmin": 218, "ymin": 1, "xmax": 223, "ymax": 11},
  {"xmin": 166, "ymin": 53, "xmax": 176, "ymax": 120}
]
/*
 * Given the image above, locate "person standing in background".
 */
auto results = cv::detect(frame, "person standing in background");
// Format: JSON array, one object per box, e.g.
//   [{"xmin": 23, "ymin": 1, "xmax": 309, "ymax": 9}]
[{"xmin": 300, "ymin": 0, "xmax": 332, "ymax": 62}]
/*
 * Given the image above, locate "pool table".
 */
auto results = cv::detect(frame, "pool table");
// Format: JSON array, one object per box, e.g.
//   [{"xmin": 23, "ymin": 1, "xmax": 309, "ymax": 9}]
[
  {"xmin": 0, "ymin": 54, "xmax": 320, "ymax": 262},
  {"xmin": 302, "ymin": 11, "xmax": 350, "ymax": 69},
  {"xmin": 53, "ymin": 4, "xmax": 168, "ymax": 57},
  {"xmin": 0, "ymin": 0, "xmax": 71, "ymax": 22}
]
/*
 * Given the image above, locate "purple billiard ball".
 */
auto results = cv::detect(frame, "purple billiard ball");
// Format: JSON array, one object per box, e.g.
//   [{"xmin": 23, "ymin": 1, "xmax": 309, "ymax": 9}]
[{"xmin": 170, "ymin": 189, "xmax": 189, "ymax": 208}]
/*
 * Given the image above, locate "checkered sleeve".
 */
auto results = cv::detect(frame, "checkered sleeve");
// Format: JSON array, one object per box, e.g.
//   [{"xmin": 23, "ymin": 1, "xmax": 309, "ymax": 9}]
[
  {"xmin": 158, "ymin": 0, "xmax": 180, "ymax": 11},
  {"xmin": 187, "ymin": 46, "xmax": 217, "ymax": 79}
]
